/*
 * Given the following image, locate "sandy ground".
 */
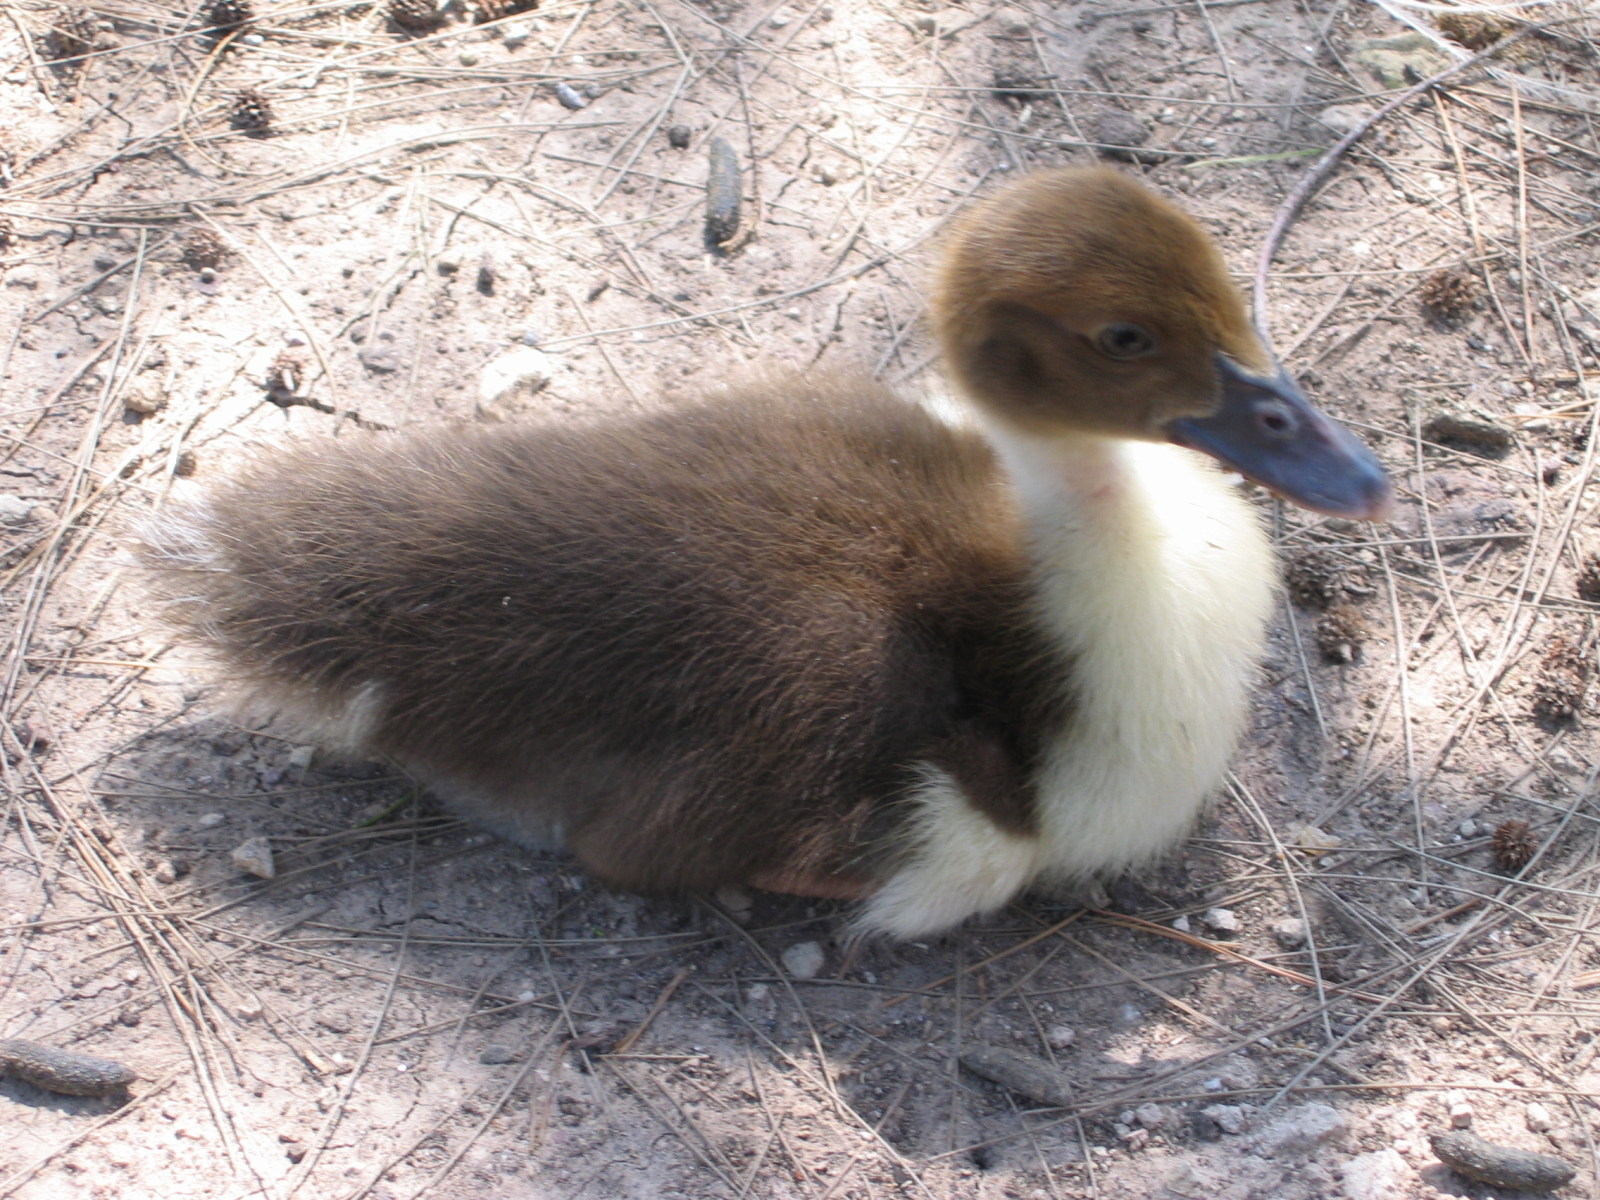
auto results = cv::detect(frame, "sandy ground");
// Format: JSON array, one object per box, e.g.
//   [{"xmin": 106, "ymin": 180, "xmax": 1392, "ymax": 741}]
[{"xmin": 3, "ymin": 1, "xmax": 1600, "ymax": 1197}]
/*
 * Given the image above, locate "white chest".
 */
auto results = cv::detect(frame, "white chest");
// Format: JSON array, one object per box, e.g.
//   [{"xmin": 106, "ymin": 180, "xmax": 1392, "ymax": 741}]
[{"xmin": 1003, "ymin": 437, "xmax": 1275, "ymax": 880}]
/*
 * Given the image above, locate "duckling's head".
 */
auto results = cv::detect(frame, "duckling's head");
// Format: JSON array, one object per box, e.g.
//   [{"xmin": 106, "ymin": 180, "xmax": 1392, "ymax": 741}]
[{"xmin": 934, "ymin": 168, "xmax": 1391, "ymax": 519}]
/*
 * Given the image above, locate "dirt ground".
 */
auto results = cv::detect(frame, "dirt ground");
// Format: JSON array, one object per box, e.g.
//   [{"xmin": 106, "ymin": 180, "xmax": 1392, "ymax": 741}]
[{"xmin": 2, "ymin": 0, "xmax": 1600, "ymax": 1197}]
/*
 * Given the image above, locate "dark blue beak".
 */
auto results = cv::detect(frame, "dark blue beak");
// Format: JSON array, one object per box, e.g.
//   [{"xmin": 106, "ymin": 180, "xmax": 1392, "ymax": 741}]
[{"xmin": 1166, "ymin": 355, "xmax": 1393, "ymax": 520}]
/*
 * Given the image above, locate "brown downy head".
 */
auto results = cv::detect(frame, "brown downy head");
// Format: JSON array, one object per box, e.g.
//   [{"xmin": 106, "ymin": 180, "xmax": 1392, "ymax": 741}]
[{"xmin": 933, "ymin": 168, "xmax": 1392, "ymax": 520}]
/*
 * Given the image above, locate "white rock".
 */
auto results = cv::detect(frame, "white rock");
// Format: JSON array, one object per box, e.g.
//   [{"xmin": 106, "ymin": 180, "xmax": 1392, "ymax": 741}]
[
  {"xmin": 1342, "ymin": 1149, "xmax": 1409, "ymax": 1200},
  {"xmin": 1254, "ymin": 1103, "xmax": 1349, "ymax": 1156},
  {"xmin": 287, "ymin": 745, "xmax": 316, "ymax": 769},
  {"xmin": 781, "ymin": 941, "xmax": 825, "ymax": 979},
  {"xmin": 1526, "ymin": 1100, "xmax": 1554, "ymax": 1132},
  {"xmin": 477, "ymin": 345, "xmax": 553, "ymax": 420},
  {"xmin": 1135, "ymin": 1103, "xmax": 1167, "ymax": 1130},
  {"xmin": 0, "ymin": 495, "xmax": 35, "ymax": 524},
  {"xmin": 1046, "ymin": 1024, "xmax": 1076, "ymax": 1049},
  {"xmin": 1448, "ymin": 1100, "xmax": 1474, "ymax": 1128},
  {"xmin": 230, "ymin": 836, "xmax": 276, "ymax": 879},
  {"xmin": 714, "ymin": 884, "xmax": 753, "ymax": 924},
  {"xmin": 1201, "ymin": 1103, "xmax": 1249, "ymax": 1135},
  {"xmin": 1202, "ymin": 907, "xmax": 1240, "ymax": 934},
  {"xmin": 1171, "ymin": 914, "xmax": 1191, "ymax": 933}
]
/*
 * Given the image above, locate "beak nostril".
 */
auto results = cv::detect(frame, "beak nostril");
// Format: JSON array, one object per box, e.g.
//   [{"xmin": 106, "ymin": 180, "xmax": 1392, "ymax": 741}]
[{"xmin": 1258, "ymin": 407, "xmax": 1293, "ymax": 436}]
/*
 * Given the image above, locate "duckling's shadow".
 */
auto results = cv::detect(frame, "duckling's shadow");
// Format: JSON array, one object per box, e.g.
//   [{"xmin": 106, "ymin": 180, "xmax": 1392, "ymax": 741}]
[
  {"xmin": 106, "ymin": 715, "xmax": 1276, "ymax": 1164},
  {"xmin": 0, "ymin": 1077, "xmax": 129, "ymax": 1115}
]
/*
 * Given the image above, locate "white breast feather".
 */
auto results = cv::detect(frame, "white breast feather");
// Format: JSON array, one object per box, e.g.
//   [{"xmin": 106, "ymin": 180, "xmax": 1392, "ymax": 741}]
[{"xmin": 860, "ymin": 432, "xmax": 1273, "ymax": 937}]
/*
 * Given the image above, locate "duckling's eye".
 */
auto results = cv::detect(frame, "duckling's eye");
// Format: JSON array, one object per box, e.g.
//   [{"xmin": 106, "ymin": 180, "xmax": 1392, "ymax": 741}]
[{"xmin": 1095, "ymin": 323, "xmax": 1156, "ymax": 360}]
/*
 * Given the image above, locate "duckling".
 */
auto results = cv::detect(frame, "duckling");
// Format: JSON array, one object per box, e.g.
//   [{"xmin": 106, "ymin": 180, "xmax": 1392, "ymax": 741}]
[{"xmin": 138, "ymin": 168, "xmax": 1390, "ymax": 938}]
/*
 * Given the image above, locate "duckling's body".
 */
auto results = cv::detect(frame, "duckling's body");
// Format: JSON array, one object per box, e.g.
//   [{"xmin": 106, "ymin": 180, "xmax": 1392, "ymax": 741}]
[{"xmin": 142, "ymin": 169, "xmax": 1389, "ymax": 937}]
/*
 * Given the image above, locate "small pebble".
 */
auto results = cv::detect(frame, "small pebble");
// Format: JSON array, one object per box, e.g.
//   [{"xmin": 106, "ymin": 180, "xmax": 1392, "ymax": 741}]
[
  {"xmin": 1341, "ymin": 1148, "xmax": 1409, "ymax": 1200},
  {"xmin": 1135, "ymin": 1103, "xmax": 1167, "ymax": 1130},
  {"xmin": 666, "ymin": 124, "xmax": 691, "ymax": 149},
  {"xmin": 478, "ymin": 1044, "xmax": 516, "ymax": 1064},
  {"xmin": 1171, "ymin": 914, "xmax": 1191, "ymax": 933},
  {"xmin": 554, "ymin": 82, "xmax": 587, "ymax": 110},
  {"xmin": 781, "ymin": 941, "xmax": 825, "ymax": 979},
  {"xmin": 1200, "ymin": 1103, "xmax": 1249, "ymax": 1135},
  {"xmin": 1525, "ymin": 1101, "xmax": 1553, "ymax": 1133},
  {"xmin": 358, "ymin": 345, "xmax": 401, "ymax": 373},
  {"xmin": 1254, "ymin": 1102, "xmax": 1348, "ymax": 1156},
  {"xmin": 1046, "ymin": 1024, "xmax": 1076, "ymax": 1049},
  {"xmin": 477, "ymin": 345, "xmax": 553, "ymax": 419},
  {"xmin": 1271, "ymin": 917, "xmax": 1308, "ymax": 947},
  {"xmin": 230, "ymin": 836, "xmax": 276, "ymax": 879},
  {"xmin": 1091, "ymin": 110, "xmax": 1151, "ymax": 162},
  {"xmin": 1202, "ymin": 907, "xmax": 1240, "ymax": 935},
  {"xmin": 714, "ymin": 884, "xmax": 753, "ymax": 924},
  {"xmin": 124, "ymin": 384, "xmax": 167, "ymax": 415}
]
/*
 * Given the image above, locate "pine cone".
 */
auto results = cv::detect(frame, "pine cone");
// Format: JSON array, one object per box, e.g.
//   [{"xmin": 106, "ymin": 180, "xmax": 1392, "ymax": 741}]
[
  {"xmin": 1420, "ymin": 269, "xmax": 1478, "ymax": 325},
  {"xmin": 474, "ymin": 0, "xmax": 539, "ymax": 23},
  {"xmin": 389, "ymin": 0, "xmax": 448, "ymax": 33},
  {"xmin": 182, "ymin": 228, "xmax": 228, "ymax": 272},
  {"xmin": 230, "ymin": 88, "xmax": 273, "ymax": 136},
  {"xmin": 208, "ymin": 0, "xmax": 254, "ymax": 32},
  {"xmin": 1491, "ymin": 819, "xmax": 1537, "ymax": 872}
]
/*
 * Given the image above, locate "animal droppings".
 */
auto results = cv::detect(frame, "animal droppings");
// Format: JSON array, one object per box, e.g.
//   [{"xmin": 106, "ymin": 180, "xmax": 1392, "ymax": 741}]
[
  {"xmin": 1429, "ymin": 1129, "xmax": 1575, "ymax": 1191},
  {"xmin": 1316, "ymin": 602, "xmax": 1368, "ymax": 664},
  {"xmin": 959, "ymin": 1045, "xmax": 1073, "ymax": 1108},
  {"xmin": 554, "ymin": 82, "xmax": 587, "ymax": 110},
  {"xmin": 0, "ymin": 1039, "xmax": 136, "ymax": 1097},
  {"xmin": 704, "ymin": 137, "xmax": 742, "ymax": 248},
  {"xmin": 1423, "ymin": 410, "xmax": 1513, "ymax": 457}
]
